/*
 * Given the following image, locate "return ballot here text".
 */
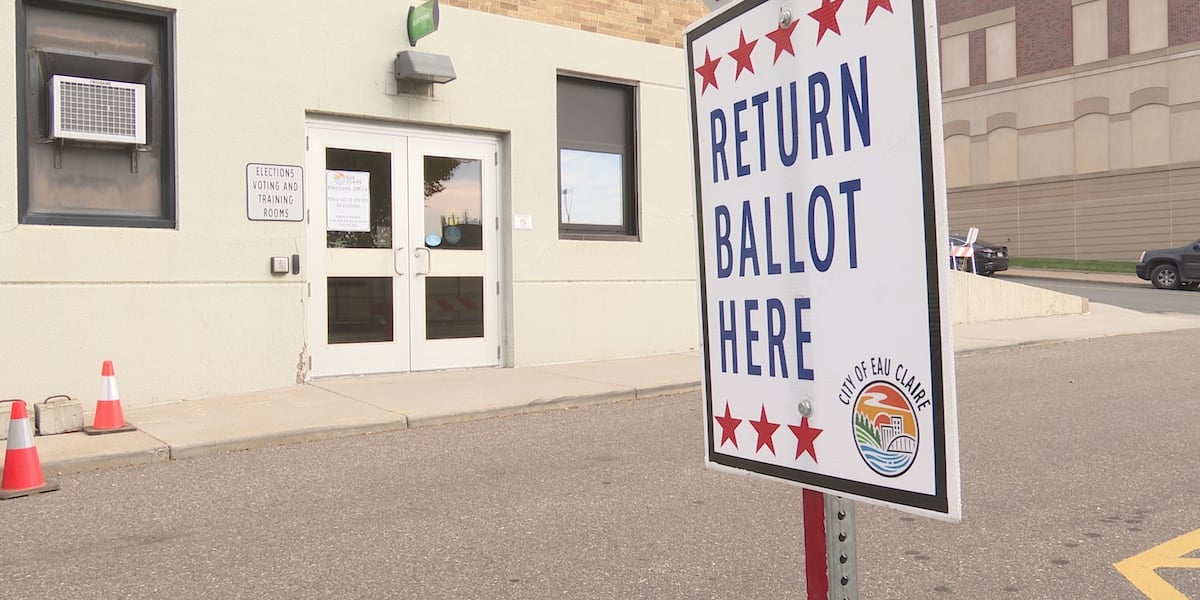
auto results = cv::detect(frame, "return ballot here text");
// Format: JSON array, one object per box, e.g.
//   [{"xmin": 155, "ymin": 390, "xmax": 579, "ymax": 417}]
[{"xmin": 703, "ymin": 56, "xmax": 872, "ymax": 383}]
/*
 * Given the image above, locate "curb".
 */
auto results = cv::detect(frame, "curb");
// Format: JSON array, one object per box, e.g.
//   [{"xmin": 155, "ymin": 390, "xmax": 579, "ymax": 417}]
[
  {"xmin": 403, "ymin": 388, "xmax": 641, "ymax": 428},
  {"xmin": 166, "ymin": 419, "xmax": 413, "ymax": 460},
  {"xmin": 40, "ymin": 443, "xmax": 170, "ymax": 477}
]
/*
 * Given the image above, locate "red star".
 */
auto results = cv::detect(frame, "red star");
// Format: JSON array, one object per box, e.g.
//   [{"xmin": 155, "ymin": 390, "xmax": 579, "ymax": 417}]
[
  {"xmin": 789, "ymin": 417, "xmax": 824, "ymax": 462},
  {"xmin": 865, "ymin": 0, "xmax": 893, "ymax": 23},
  {"xmin": 749, "ymin": 405, "xmax": 781, "ymax": 455},
  {"xmin": 695, "ymin": 48, "xmax": 722, "ymax": 95},
  {"xmin": 765, "ymin": 19, "xmax": 799, "ymax": 64},
  {"xmin": 808, "ymin": 0, "xmax": 845, "ymax": 45},
  {"xmin": 715, "ymin": 401, "xmax": 742, "ymax": 449},
  {"xmin": 727, "ymin": 30, "xmax": 758, "ymax": 80}
]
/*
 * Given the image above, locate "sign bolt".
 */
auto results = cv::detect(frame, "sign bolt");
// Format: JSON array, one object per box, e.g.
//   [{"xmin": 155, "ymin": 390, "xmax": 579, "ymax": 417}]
[
  {"xmin": 798, "ymin": 398, "xmax": 812, "ymax": 417},
  {"xmin": 779, "ymin": 8, "xmax": 792, "ymax": 27}
]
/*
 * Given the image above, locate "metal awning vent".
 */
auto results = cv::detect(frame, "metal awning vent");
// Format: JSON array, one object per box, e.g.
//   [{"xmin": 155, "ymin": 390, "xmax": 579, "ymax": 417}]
[{"xmin": 49, "ymin": 74, "xmax": 146, "ymax": 144}]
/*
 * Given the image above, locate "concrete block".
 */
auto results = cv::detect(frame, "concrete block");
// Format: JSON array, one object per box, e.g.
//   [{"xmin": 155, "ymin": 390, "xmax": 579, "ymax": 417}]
[{"xmin": 34, "ymin": 395, "xmax": 84, "ymax": 436}]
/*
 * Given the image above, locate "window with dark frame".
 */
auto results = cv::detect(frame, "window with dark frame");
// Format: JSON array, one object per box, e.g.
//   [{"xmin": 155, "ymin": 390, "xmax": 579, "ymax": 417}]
[
  {"xmin": 556, "ymin": 75, "xmax": 638, "ymax": 238},
  {"xmin": 17, "ymin": 0, "xmax": 176, "ymax": 228}
]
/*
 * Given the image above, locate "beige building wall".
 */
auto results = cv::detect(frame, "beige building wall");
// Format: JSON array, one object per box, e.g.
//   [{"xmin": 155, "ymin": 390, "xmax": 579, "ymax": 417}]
[
  {"xmin": 1170, "ymin": 109, "xmax": 1200, "ymax": 164},
  {"xmin": 985, "ymin": 22, "xmax": 1015, "ymax": 82},
  {"xmin": 939, "ymin": 5, "xmax": 1200, "ymax": 261},
  {"xmin": 1129, "ymin": 0, "xmax": 1168, "ymax": 54},
  {"xmin": 1018, "ymin": 127, "xmax": 1075, "ymax": 180},
  {"xmin": 1072, "ymin": 0, "xmax": 1107, "ymax": 66},
  {"xmin": 1074, "ymin": 111, "xmax": 1110, "ymax": 174},
  {"xmin": 941, "ymin": 34, "xmax": 970, "ymax": 91},
  {"xmin": 1130, "ymin": 100, "xmax": 1170, "ymax": 167},
  {"xmin": 969, "ymin": 137, "xmax": 990, "ymax": 185},
  {"xmin": 986, "ymin": 126, "xmax": 1018, "ymax": 183},
  {"xmin": 944, "ymin": 121, "xmax": 971, "ymax": 188},
  {"xmin": 0, "ymin": 2, "xmax": 701, "ymax": 407},
  {"xmin": 1109, "ymin": 115, "xmax": 1134, "ymax": 170}
]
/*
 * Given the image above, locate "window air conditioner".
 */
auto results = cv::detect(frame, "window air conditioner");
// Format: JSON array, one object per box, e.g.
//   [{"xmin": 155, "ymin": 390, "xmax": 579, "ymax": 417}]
[{"xmin": 48, "ymin": 74, "xmax": 146, "ymax": 145}]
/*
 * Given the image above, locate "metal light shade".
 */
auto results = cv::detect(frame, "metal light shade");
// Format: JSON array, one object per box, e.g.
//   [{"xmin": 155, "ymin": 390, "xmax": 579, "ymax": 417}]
[{"xmin": 394, "ymin": 50, "xmax": 456, "ymax": 84}]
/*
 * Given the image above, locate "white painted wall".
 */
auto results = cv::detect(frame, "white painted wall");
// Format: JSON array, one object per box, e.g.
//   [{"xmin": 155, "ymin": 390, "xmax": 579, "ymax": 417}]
[{"xmin": 0, "ymin": 2, "xmax": 700, "ymax": 407}]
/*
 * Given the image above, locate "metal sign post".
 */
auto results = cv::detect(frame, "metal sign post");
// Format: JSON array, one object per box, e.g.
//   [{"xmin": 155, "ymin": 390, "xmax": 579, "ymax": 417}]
[
  {"xmin": 803, "ymin": 489, "xmax": 858, "ymax": 600},
  {"xmin": 824, "ymin": 494, "xmax": 858, "ymax": 600}
]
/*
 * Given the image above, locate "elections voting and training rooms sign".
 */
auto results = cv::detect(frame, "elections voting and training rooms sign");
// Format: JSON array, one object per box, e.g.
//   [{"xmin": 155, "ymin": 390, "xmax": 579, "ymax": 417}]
[{"xmin": 687, "ymin": 0, "xmax": 961, "ymax": 519}]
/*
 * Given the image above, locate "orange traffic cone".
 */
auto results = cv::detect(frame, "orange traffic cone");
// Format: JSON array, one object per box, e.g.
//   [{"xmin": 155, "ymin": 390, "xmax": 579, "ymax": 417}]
[
  {"xmin": 82, "ymin": 360, "xmax": 136, "ymax": 435},
  {"xmin": 1, "ymin": 400, "xmax": 60, "ymax": 500}
]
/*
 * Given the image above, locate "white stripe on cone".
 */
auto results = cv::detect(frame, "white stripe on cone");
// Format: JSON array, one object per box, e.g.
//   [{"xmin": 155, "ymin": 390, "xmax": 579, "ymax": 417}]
[
  {"xmin": 7, "ymin": 411, "xmax": 34, "ymax": 450},
  {"xmin": 101, "ymin": 375, "xmax": 120, "ymax": 401}
]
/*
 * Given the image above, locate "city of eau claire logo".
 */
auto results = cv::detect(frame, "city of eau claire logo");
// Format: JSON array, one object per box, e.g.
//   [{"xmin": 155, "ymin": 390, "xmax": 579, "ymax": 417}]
[{"xmin": 840, "ymin": 357, "xmax": 924, "ymax": 477}]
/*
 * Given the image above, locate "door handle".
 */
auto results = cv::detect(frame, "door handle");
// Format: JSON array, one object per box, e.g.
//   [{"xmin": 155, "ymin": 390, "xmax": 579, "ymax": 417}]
[
  {"xmin": 394, "ymin": 246, "xmax": 404, "ymax": 276},
  {"xmin": 414, "ymin": 247, "xmax": 431, "ymax": 276}
]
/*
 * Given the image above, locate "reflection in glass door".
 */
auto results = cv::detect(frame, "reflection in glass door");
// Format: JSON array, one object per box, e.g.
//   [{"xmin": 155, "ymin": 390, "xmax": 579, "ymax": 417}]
[
  {"xmin": 409, "ymin": 138, "xmax": 499, "ymax": 371},
  {"xmin": 422, "ymin": 156, "xmax": 484, "ymax": 341}
]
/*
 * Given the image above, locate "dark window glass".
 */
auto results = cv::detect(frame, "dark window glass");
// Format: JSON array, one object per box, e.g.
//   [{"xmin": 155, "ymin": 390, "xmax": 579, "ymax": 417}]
[
  {"xmin": 18, "ymin": 0, "xmax": 175, "ymax": 228},
  {"xmin": 425, "ymin": 276, "xmax": 484, "ymax": 339},
  {"xmin": 328, "ymin": 277, "xmax": 394, "ymax": 344},
  {"xmin": 556, "ymin": 76, "xmax": 637, "ymax": 237}
]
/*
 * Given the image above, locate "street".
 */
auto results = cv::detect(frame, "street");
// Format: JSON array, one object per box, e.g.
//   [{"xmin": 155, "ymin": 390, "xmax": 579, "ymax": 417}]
[
  {"xmin": 3, "ymin": 331, "xmax": 1200, "ymax": 599},
  {"xmin": 998, "ymin": 273, "xmax": 1200, "ymax": 314}
]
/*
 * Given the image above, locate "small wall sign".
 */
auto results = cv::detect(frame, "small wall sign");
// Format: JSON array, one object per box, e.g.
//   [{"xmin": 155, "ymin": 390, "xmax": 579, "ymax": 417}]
[
  {"xmin": 408, "ymin": 0, "xmax": 440, "ymax": 46},
  {"xmin": 246, "ymin": 163, "xmax": 304, "ymax": 222}
]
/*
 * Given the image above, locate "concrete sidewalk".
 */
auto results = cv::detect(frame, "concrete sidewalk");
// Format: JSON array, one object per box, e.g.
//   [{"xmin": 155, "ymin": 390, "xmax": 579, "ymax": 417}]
[{"xmin": 15, "ymin": 272, "xmax": 1200, "ymax": 481}]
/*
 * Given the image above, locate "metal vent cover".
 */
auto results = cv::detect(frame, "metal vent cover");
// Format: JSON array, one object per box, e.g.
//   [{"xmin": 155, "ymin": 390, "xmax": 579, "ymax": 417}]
[{"xmin": 49, "ymin": 74, "xmax": 146, "ymax": 145}]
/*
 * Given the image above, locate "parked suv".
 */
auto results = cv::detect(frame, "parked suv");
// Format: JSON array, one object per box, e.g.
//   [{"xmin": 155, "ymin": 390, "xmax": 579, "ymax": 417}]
[{"xmin": 1136, "ymin": 240, "xmax": 1200, "ymax": 289}]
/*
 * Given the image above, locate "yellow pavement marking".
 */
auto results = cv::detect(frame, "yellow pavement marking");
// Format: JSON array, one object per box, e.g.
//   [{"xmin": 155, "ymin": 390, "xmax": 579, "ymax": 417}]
[{"xmin": 1115, "ymin": 528, "xmax": 1200, "ymax": 600}]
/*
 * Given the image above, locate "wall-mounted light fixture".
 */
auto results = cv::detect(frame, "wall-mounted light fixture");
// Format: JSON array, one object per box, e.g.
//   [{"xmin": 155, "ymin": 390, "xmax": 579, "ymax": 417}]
[{"xmin": 394, "ymin": 50, "xmax": 456, "ymax": 85}]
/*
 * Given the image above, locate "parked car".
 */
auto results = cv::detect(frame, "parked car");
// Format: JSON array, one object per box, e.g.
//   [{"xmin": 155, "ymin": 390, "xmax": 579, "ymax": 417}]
[
  {"xmin": 949, "ymin": 232, "xmax": 1010, "ymax": 276},
  {"xmin": 1135, "ymin": 240, "xmax": 1200, "ymax": 289}
]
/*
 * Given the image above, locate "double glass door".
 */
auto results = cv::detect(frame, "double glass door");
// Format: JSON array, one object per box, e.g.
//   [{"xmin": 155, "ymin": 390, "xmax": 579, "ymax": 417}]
[{"xmin": 306, "ymin": 122, "xmax": 499, "ymax": 378}]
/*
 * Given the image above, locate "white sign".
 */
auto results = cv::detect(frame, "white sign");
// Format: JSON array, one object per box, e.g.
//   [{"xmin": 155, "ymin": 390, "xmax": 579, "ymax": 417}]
[
  {"xmin": 326, "ymin": 170, "xmax": 371, "ymax": 232},
  {"xmin": 687, "ymin": 0, "xmax": 960, "ymax": 520},
  {"xmin": 246, "ymin": 163, "xmax": 304, "ymax": 221}
]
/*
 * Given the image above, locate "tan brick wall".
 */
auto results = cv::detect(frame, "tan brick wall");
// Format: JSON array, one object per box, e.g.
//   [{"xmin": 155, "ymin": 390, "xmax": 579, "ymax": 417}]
[
  {"xmin": 938, "ymin": 0, "xmax": 1014, "ymax": 25},
  {"xmin": 441, "ymin": 0, "xmax": 707, "ymax": 47}
]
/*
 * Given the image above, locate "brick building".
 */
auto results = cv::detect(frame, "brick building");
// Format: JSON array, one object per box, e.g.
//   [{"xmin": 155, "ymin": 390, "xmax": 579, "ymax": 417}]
[{"xmin": 938, "ymin": 0, "xmax": 1200, "ymax": 259}]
